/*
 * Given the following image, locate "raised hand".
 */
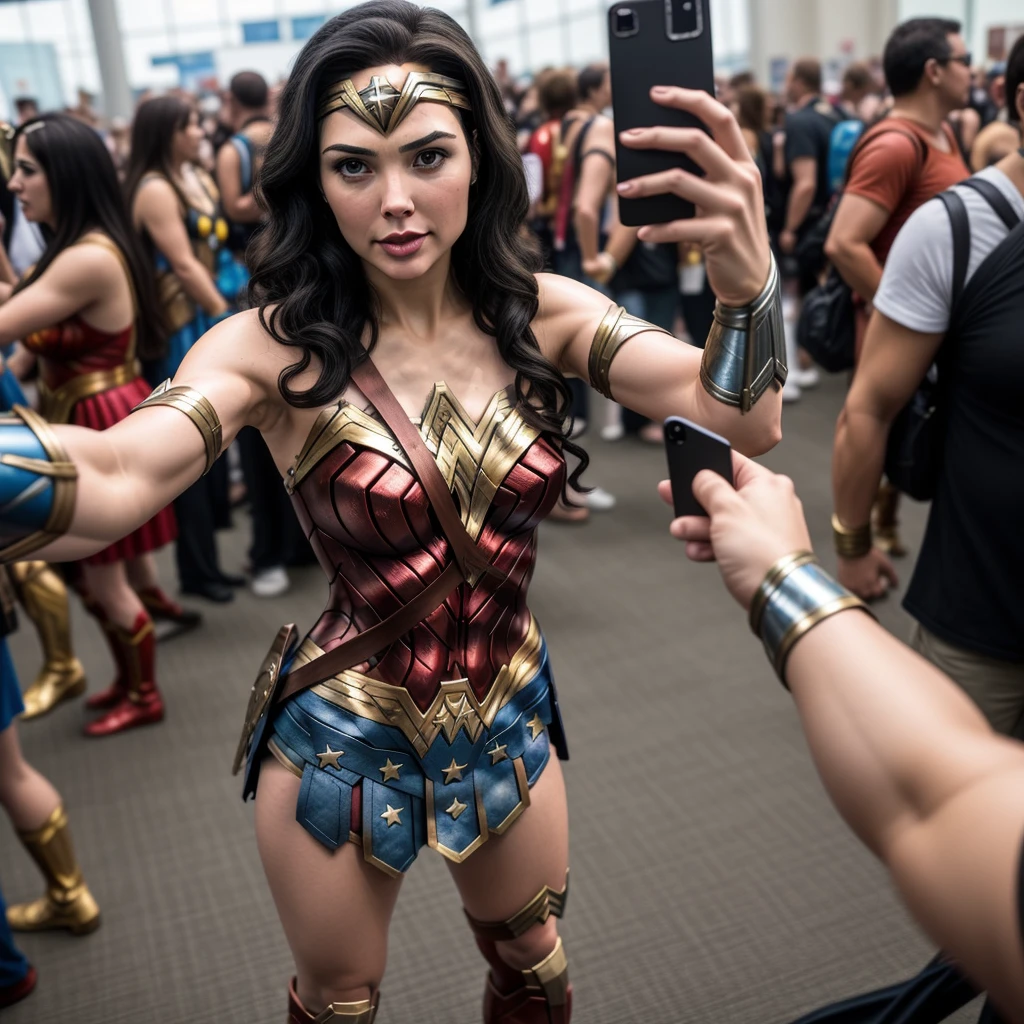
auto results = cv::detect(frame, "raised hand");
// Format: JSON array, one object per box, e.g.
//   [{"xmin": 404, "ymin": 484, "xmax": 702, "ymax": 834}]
[{"xmin": 617, "ymin": 87, "xmax": 771, "ymax": 307}]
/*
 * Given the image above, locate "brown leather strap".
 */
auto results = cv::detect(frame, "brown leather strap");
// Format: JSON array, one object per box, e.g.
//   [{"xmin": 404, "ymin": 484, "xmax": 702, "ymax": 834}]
[
  {"xmin": 270, "ymin": 357, "xmax": 503, "ymax": 705},
  {"xmin": 350, "ymin": 358, "xmax": 497, "ymax": 583},
  {"xmin": 274, "ymin": 561, "xmax": 462, "ymax": 704}
]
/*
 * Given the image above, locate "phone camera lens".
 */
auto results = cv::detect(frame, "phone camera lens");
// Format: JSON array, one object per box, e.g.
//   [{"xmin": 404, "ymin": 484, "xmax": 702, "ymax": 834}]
[
  {"xmin": 668, "ymin": 422, "xmax": 686, "ymax": 443},
  {"xmin": 613, "ymin": 7, "xmax": 638, "ymax": 37}
]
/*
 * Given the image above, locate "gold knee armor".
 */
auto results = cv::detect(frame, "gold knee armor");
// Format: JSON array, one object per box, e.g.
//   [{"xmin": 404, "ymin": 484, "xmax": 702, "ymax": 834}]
[
  {"xmin": 7, "ymin": 802, "xmax": 100, "ymax": 935},
  {"xmin": 465, "ymin": 871, "xmax": 569, "ymax": 940},
  {"xmin": 287, "ymin": 979, "xmax": 379, "ymax": 1023},
  {"xmin": 9, "ymin": 561, "xmax": 86, "ymax": 719}
]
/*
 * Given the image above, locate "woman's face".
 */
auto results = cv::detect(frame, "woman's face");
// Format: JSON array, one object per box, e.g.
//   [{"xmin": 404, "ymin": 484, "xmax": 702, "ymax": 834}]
[
  {"xmin": 172, "ymin": 109, "xmax": 204, "ymax": 164},
  {"xmin": 318, "ymin": 63, "xmax": 474, "ymax": 283},
  {"xmin": 7, "ymin": 134, "xmax": 54, "ymax": 226}
]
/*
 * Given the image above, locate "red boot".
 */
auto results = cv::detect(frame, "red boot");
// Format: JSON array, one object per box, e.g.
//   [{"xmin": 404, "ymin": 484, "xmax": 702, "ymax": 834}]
[
  {"xmin": 84, "ymin": 613, "xmax": 164, "ymax": 737},
  {"xmin": 0, "ymin": 965, "xmax": 37, "ymax": 1009},
  {"xmin": 78, "ymin": 595, "xmax": 127, "ymax": 711},
  {"xmin": 137, "ymin": 586, "xmax": 202, "ymax": 633},
  {"xmin": 476, "ymin": 936, "xmax": 572, "ymax": 1024}
]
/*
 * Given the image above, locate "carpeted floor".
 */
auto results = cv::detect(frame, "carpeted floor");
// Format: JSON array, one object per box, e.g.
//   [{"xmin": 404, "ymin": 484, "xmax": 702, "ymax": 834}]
[{"xmin": 1, "ymin": 374, "xmax": 982, "ymax": 1023}]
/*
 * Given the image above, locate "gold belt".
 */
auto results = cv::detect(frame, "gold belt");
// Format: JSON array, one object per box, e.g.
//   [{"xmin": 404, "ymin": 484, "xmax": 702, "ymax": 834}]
[
  {"xmin": 38, "ymin": 362, "xmax": 140, "ymax": 424},
  {"xmin": 294, "ymin": 616, "xmax": 544, "ymax": 757}
]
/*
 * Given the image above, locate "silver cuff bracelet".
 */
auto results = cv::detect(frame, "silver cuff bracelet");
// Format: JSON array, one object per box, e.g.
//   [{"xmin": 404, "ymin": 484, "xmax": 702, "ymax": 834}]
[
  {"xmin": 700, "ymin": 256, "xmax": 787, "ymax": 412},
  {"xmin": 753, "ymin": 556, "xmax": 870, "ymax": 686}
]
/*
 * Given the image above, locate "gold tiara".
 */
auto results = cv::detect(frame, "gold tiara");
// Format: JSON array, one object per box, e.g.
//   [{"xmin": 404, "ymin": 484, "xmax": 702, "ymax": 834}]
[{"xmin": 317, "ymin": 71, "xmax": 471, "ymax": 135}]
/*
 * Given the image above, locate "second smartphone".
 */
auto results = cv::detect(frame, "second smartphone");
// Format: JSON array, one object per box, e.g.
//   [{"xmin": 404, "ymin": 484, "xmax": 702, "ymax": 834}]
[
  {"xmin": 607, "ymin": 0, "xmax": 715, "ymax": 226},
  {"xmin": 664, "ymin": 416, "xmax": 734, "ymax": 518}
]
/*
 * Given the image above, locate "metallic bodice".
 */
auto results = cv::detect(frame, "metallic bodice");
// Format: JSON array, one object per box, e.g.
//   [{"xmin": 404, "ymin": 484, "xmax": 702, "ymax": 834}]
[
  {"xmin": 285, "ymin": 382, "xmax": 565, "ymax": 715},
  {"xmin": 23, "ymin": 316, "xmax": 135, "ymax": 394}
]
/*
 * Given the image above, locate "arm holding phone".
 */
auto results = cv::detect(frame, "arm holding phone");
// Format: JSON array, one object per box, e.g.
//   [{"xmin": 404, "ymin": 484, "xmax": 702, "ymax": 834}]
[
  {"xmin": 540, "ymin": 88, "xmax": 784, "ymax": 458},
  {"xmin": 663, "ymin": 455, "xmax": 1024, "ymax": 1020}
]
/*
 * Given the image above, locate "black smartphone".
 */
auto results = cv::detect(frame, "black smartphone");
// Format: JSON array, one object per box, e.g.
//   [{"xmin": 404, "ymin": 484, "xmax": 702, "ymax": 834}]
[
  {"xmin": 608, "ymin": 0, "xmax": 715, "ymax": 226},
  {"xmin": 664, "ymin": 416, "xmax": 733, "ymax": 517}
]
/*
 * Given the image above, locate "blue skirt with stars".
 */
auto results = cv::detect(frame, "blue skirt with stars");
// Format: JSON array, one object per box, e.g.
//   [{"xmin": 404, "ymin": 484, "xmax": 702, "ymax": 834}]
[{"xmin": 261, "ymin": 644, "xmax": 560, "ymax": 877}]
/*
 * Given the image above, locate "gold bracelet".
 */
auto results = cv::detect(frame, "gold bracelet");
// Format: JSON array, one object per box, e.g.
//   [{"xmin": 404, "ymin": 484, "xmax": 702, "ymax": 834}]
[
  {"xmin": 132, "ymin": 380, "xmax": 223, "ymax": 476},
  {"xmin": 747, "ymin": 549, "xmax": 816, "ymax": 636},
  {"xmin": 831, "ymin": 514, "xmax": 872, "ymax": 559}
]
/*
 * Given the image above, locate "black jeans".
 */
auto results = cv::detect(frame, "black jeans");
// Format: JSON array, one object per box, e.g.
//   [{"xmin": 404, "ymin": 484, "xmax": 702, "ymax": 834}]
[
  {"xmin": 173, "ymin": 456, "xmax": 231, "ymax": 589},
  {"xmin": 790, "ymin": 954, "xmax": 1002, "ymax": 1024},
  {"xmin": 236, "ymin": 427, "xmax": 311, "ymax": 571}
]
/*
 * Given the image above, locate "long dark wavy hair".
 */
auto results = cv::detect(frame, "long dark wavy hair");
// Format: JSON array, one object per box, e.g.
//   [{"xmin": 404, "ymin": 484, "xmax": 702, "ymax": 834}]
[
  {"xmin": 122, "ymin": 96, "xmax": 193, "ymax": 217},
  {"xmin": 248, "ymin": 0, "xmax": 587, "ymax": 486},
  {"xmin": 14, "ymin": 113, "xmax": 166, "ymax": 360}
]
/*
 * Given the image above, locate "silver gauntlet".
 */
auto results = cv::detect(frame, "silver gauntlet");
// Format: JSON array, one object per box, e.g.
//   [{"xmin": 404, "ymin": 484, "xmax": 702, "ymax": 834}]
[
  {"xmin": 700, "ymin": 256, "xmax": 787, "ymax": 412},
  {"xmin": 748, "ymin": 552, "xmax": 871, "ymax": 686}
]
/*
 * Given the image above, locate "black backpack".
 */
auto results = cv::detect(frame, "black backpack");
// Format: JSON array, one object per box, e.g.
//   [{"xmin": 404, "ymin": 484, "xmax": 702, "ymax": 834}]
[
  {"xmin": 884, "ymin": 176, "xmax": 1022, "ymax": 500},
  {"xmin": 797, "ymin": 125, "xmax": 927, "ymax": 372}
]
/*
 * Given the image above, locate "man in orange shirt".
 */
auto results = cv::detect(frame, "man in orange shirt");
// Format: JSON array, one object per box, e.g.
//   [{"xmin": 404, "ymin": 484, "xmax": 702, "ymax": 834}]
[
  {"xmin": 825, "ymin": 17, "xmax": 971, "ymax": 350},
  {"xmin": 824, "ymin": 17, "xmax": 969, "ymax": 555}
]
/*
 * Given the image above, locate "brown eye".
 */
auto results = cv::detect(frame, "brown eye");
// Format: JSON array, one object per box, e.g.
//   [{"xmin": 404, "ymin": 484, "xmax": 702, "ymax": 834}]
[{"xmin": 413, "ymin": 149, "xmax": 448, "ymax": 169}]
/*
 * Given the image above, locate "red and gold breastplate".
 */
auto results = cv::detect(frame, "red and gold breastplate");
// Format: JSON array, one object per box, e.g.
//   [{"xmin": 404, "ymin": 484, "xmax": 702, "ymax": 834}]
[
  {"xmin": 23, "ymin": 316, "xmax": 138, "ymax": 422},
  {"xmin": 286, "ymin": 383, "xmax": 565, "ymax": 715}
]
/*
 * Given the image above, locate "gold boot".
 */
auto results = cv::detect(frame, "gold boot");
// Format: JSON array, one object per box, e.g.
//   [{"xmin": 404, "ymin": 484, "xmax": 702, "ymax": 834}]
[
  {"xmin": 10, "ymin": 562, "xmax": 86, "ymax": 720},
  {"xmin": 7, "ymin": 803, "xmax": 100, "ymax": 935}
]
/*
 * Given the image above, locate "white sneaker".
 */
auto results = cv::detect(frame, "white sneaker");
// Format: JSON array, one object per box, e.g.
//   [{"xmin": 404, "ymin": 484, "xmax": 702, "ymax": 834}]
[
  {"xmin": 568, "ymin": 418, "xmax": 588, "ymax": 439},
  {"xmin": 585, "ymin": 486, "xmax": 617, "ymax": 511},
  {"xmin": 600, "ymin": 423, "xmax": 625, "ymax": 441},
  {"xmin": 782, "ymin": 381, "xmax": 802, "ymax": 404},
  {"xmin": 792, "ymin": 366, "xmax": 820, "ymax": 389},
  {"xmin": 251, "ymin": 566, "xmax": 290, "ymax": 598}
]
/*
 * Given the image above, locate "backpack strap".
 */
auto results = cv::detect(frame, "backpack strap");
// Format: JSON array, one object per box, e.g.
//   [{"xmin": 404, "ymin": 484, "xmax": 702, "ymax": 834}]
[
  {"xmin": 844, "ymin": 121, "xmax": 927, "ymax": 189},
  {"xmin": 230, "ymin": 135, "xmax": 254, "ymax": 195},
  {"xmin": 936, "ymin": 190, "xmax": 971, "ymax": 310},
  {"xmin": 959, "ymin": 177, "xmax": 1021, "ymax": 230}
]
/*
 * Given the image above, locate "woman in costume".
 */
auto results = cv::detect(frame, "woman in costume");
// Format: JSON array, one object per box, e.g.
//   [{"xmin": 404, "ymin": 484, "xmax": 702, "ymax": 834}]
[
  {"xmin": 1, "ymin": 113, "xmax": 180, "ymax": 736},
  {"xmin": 125, "ymin": 97, "xmax": 243, "ymax": 604},
  {"xmin": 667, "ymin": 455, "xmax": 1024, "ymax": 1021},
  {"xmin": 0, "ymin": 355, "xmax": 99, "ymax": 1009},
  {"xmin": 0, "ymin": 3, "xmax": 784, "ymax": 1019}
]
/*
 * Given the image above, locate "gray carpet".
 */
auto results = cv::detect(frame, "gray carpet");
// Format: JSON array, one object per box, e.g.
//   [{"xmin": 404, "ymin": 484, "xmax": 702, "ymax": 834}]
[{"xmin": 1, "ymin": 374, "xmax": 981, "ymax": 1023}]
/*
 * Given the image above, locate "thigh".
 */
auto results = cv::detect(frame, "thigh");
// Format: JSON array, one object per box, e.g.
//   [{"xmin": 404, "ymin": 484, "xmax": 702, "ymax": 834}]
[
  {"xmin": 255, "ymin": 760, "xmax": 403, "ymax": 1003},
  {"xmin": 447, "ymin": 756, "xmax": 569, "ymax": 925},
  {"xmin": 910, "ymin": 623, "xmax": 1024, "ymax": 736}
]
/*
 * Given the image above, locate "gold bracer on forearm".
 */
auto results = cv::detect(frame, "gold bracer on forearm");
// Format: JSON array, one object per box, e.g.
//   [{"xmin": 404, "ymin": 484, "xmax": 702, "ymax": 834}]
[
  {"xmin": 701, "ymin": 256, "xmax": 787, "ymax": 412},
  {"xmin": 831, "ymin": 514, "xmax": 873, "ymax": 559},
  {"xmin": 0, "ymin": 405, "xmax": 77, "ymax": 562},
  {"xmin": 588, "ymin": 304, "xmax": 674, "ymax": 400},
  {"xmin": 132, "ymin": 380, "xmax": 223, "ymax": 476}
]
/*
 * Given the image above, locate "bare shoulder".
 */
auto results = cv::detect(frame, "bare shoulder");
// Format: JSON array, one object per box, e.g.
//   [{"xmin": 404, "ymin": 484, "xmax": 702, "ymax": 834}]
[
  {"xmin": 134, "ymin": 175, "xmax": 180, "ymax": 216},
  {"xmin": 533, "ymin": 272, "xmax": 615, "ymax": 362},
  {"xmin": 46, "ymin": 238, "xmax": 121, "ymax": 290}
]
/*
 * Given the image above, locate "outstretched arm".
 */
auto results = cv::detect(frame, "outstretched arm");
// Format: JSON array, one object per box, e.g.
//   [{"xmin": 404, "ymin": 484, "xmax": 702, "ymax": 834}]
[
  {"xmin": 664, "ymin": 457, "xmax": 1024, "ymax": 1017},
  {"xmin": 540, "ymin": 88, "xmax": 783, "ymax": 458},
  {"xmin": 0, "ymin": 312, "xmax": 271, "ymax": 562}
]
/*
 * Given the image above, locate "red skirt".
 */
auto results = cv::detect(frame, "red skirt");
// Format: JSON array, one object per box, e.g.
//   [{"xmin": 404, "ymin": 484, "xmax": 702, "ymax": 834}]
[{"xmin": 70, "ymin": 377, "xmax": 178, "ymax": 566}]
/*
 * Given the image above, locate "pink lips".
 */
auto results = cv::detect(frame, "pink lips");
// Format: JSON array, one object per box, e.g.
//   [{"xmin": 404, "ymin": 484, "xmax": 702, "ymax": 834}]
[{"xmin": 377, "ymin": 232, "xmax": 426, "ymax": 258}]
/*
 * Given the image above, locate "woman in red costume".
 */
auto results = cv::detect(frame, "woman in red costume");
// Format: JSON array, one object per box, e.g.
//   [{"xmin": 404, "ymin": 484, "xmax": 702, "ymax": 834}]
[
  {"xmin": 0, "ymin": 3, "xmax": 785, "ymax": 1018},
  {"xmin": 1, "ymin": 113, "xmax": 179, "ymax": 736}
]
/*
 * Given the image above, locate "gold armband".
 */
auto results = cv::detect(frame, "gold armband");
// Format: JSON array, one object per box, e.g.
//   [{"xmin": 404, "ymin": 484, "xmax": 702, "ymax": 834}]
[
  {"xmin": 831, "ymin": 514, "xmax": 873, "ymax": 559},
  {"xmin": 133, "ymin": 380, "xmax": 223, "ymax": 476},
  {"xmin": 588, "ymin": 304, "xmax": 673, "ymax": 400},
  {"xmin": 0, "ymin": 405, "xmax": 77, "ymax": 562}
]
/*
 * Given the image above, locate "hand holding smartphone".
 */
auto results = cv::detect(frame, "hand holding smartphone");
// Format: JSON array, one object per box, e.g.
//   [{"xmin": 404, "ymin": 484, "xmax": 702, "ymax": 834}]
[
  {"xmin": 664, "ymin": 416, "xmax": 733, "ymax": 517},
  {"xmin": 607, "ymin": 0, "xmax": 715, "ymax": 226}
]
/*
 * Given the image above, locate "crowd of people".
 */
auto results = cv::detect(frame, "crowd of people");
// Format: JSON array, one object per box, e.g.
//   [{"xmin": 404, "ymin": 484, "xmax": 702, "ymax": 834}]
[{"xmin": 0, "ymin": 2, "xmax": 1022, "ymax": 1021}]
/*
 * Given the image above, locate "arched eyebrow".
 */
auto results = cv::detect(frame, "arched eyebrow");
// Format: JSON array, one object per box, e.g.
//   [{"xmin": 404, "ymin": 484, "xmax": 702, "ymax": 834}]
[{"xmin": 322, "ymin": 130, "xmax": 458, "ymax": 158}]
